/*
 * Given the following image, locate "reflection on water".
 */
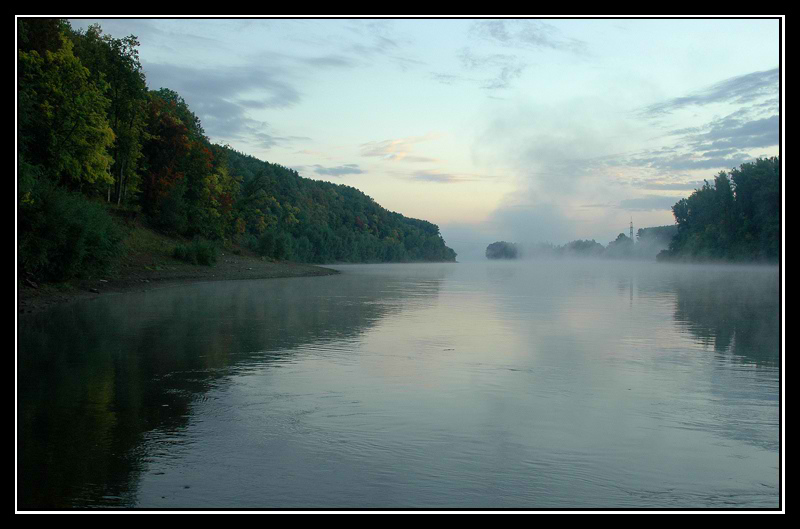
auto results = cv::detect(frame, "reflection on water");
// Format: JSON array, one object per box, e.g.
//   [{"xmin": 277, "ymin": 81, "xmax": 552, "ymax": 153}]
[
  {"xmin": 672, "ymin": 267, "xmax": 779, "ymax": 366},
  {"xmin": 17, "ymin": 262, "xmax": 780, "ymax": 509}
]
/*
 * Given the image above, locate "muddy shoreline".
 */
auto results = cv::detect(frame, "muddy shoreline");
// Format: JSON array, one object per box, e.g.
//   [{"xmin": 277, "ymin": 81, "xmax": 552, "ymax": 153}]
[{"xmin": 17, "ymin": 253, "xmax": 338, "ymax": 317}]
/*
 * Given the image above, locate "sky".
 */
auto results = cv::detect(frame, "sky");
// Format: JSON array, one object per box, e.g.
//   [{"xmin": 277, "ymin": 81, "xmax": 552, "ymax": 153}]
[{"xmin": 69, "ymin": 17, "xmax": 781, "ymax": 259}]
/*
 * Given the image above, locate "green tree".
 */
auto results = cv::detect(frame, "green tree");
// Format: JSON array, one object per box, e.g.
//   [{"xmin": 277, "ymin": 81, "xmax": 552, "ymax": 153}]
[
  {"xmin": 19, "ymin": 34, "xmax": 115, "ymax": 191},
  {"xmin": 69, "ymin": 24, "xmax": 148, "ymax": 204},
  {"xmin": 662, "ymin": 158, "xmax": 780, "ymax": 262}
]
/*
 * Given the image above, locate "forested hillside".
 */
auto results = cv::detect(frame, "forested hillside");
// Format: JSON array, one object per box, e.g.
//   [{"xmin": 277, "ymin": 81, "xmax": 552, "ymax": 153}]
[
  {"xmin": 224, "ymin": 149, "xmax": 457, "ymax": 263},
  {"xmin": 17, "ymin": 19, "xmax": 456, "ymax": 282}
]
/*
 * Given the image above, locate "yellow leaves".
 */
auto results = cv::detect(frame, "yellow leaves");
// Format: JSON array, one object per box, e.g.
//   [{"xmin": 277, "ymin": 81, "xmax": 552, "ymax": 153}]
[
  {"xmin": 285, "ymin": 212, "xmax": 300, "ymax": 226},
  {"xmin": 281, "ymin": 203, "xmax": 301, "ymax": 226},
  {"xmin": 20, "ymin": 32, "xmax": 116, "ymax": 187},
  {"xmin": 80, "ymin": 123, "xmax": 116, "ymax": 185}
]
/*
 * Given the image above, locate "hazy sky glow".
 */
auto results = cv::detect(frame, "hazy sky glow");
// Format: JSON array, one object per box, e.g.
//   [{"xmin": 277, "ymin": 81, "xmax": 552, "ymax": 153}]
[{"xmin": 69, "ymin": 17, "xmax": 780, "ymax": 258}]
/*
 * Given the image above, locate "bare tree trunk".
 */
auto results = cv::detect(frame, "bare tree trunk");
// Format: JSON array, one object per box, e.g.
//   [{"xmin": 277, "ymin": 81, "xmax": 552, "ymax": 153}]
[{"xmin": 116, "ymin": 159, "xmax": 126, "ymax": 205}]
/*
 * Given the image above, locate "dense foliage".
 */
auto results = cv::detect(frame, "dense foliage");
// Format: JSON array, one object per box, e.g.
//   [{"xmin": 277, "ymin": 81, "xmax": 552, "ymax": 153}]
[
  {"xmin": 485, "ymin": 241, "xmax": 519, "ymax": 259},
  {"xmin": 637, "ymin": 225, "xmax": 678, "ymax": 247},
  {"xmin": 514, "ymin": 237, "xmax": 625, "ymax": 259},
  {"xmin": 225, "ymin": 150, "xmax": 457, "ymax": 263},
  {"xmin": 172, "ymin": 239, "xmax": 218, "ymax": 266},
  {"xmin": 18, "ymin": 181, "xmax": 123, "ymax": 281},
  {"xmin": 18, "ymin": 19, "xmax": 456, "ymax": 281},
  {"xmin": 18, "ymin": 19, "xmax": 122, "ymax": 280},
  {"xmin": 659, "ymin": 158, "xmax": 780, "ymax": 262}
]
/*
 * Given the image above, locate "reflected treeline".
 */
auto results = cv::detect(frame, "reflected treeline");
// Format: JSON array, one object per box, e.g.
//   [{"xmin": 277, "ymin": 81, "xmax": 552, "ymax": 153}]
[
  {"xmin": 479, "ymin": 260, "xmax": 780, "ymax": 369},
  {"xmin": 17, "ymin": 272, "xmax": 443, "ymax": 509},
  {"xmin": 669, "ymin": 266, "xmax": 780, "ymax": 366}
]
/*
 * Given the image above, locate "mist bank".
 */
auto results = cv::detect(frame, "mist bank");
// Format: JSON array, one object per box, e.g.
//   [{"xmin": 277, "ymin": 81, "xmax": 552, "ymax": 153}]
[{"xmin": 485, "ymin": 225, "xmax": 677, "ymax": 261}]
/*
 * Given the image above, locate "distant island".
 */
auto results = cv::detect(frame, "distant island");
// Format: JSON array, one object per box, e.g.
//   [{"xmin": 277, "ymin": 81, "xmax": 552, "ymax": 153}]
[{"xmin": 485, "ymin": 241, "xmax": 519, "ymax": 259}]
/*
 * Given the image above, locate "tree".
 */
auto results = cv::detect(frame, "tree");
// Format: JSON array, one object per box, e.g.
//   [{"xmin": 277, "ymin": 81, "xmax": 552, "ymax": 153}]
[
  {"xmin": 19, "ymin": 30, "xmax": 115, "ymax": 190},
  {"xmin": 661, "ymin": 158, "xmax": 780, "ymax": 262},
  {"xmin": 69, "ymin": 24, "xmax": 148, "ymax": 204},
  {"xmin": 486, "ymin": 241, "xmax": 519, "ymax": 259},
  {"xmin": 606, "ymin": 232, "xmax": 634, "ymax": 258},
  {"xmin": 138, "ymin": 93, "xmax": 191, "ymax": 231}
]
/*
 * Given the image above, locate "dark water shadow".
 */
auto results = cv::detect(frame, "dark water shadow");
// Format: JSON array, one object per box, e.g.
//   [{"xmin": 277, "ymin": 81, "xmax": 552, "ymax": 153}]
[{"xmin": 18, "ymin": 271, "xmax": 443, "ymax": 509}]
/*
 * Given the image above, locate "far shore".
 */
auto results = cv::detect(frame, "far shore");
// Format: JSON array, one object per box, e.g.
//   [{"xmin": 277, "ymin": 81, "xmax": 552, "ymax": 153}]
[{"xmin": 17, "ymin": 253, "xmax": 338, "ymax": 318}]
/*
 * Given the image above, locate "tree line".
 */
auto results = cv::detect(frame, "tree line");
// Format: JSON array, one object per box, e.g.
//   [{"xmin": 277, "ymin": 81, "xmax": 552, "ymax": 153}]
[
  {"xmin": 658, "ymin": 157, "xmax": 780, "ymax": 262},
  {"xmin": 17, "ymin": 19, "xmax": 456, "ymax": 281},
  {"xmin": 489, "ymin": 227, "xmax": 677, "ymax": 261}
]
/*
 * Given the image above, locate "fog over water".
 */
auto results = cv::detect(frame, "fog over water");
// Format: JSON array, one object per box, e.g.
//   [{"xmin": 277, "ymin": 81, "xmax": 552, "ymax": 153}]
[
  {"xmin": 18, "ymin": 261, "xmax": 780, "ymax": 509},
  {"xmin": 17, "ymin": 17, "xmax": 782, "ymax": 511}
]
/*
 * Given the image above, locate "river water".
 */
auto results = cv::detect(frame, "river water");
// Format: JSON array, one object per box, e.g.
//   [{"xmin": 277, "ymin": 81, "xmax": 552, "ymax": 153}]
[{"xmin": 17, "ymin": 261, "xmax": 781, "ymax": 509}]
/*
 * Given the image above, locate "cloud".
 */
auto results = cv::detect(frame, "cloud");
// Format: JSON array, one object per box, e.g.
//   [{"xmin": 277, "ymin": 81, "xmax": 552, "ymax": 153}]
[
  {"xmin": 438, "ymin": 20, "xmax": 588, "ymax": 92},
  {"xmin": 406, "ymin": 170, "xmax": 466, "ymax": 183},
  {"xmin": 300, "ymin": 54, "xmax": 359, "ymax": 68},
  {"xmin": 487, "ymin": 201, "xmax": 580, "ymax": 245},
  {"xmin": 251, "ymin": 131, "xmax": 311, "ymax": 150},
  {"xmin": 345, "ymin": 21, "xmax": 401, "ymax": 54},
  {"xmin": 619, "ymin": 195, "xmax": 683, "ymax": 212},
  {"xmin": 628, "ymin": 152, "xmax": 754, "ymax": 173},
  {"xmin": 70, "ymin": 18, "xmax": 163, "ymax": 44},
  {"xmin": 342, "ymin": 20, "xmax": 425, "ymax": 71},
  {"xmin": 636, "ymin": 180, "xmax": 705, "ymax": 191},
  {"xmin": 701, "ymin": 148, "xmax": 741, "ymax": 158},
  {"xmin": 141, "ymin": 62, "xmax": 309, "ymax": 150},
  {"xmin": 580, "ymin": 202, "xmax": 616, "ymax": 209},
  {"xmin": 428, "ymin": 72, "xmax": 469, "ymax": 86},
  {"xmin": 691, "ymin": 114, "xmax": 779, "ymax": 151},
  {"xmin": 386, "ymin": 168, "xmax": 496, "ymax": 184},
  {"xmin": 456, "ymin": 47, "xmax": 527, "ymax": 90},
  {"xmin": 360, "ymin": 136, "xmax": 439, "ymax": 163},
  {"xmin": 468, "ymin": 20, "xmax": 589, "ymax": 55},
  {"xmin": 640, "ymin": 68, "xmax": 778, "ymax": 117},
  {"xmin": 474, "ymin": 97, "xmax": 637, "ymax": 198},
  {"xmin": 311, "ymin": 164, "xmax": 365, "ymax": 177},
  {"xmin": 145, "ymin": 63, "xmax": 301, "ymax": 111},
  {"xmin": 472, "ymin": 81, "xmax": 777, "ymax": 241},
  {"xmin": 627, "ymin": 112, "xmax": 779, "ymax": 173},
  {"xmin": 292, "ymin": 149, "xmax": 341, "ymax": 161}
]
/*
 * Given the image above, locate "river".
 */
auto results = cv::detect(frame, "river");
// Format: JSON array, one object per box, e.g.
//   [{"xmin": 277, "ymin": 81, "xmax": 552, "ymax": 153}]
[{"xmin": 17, "ymin": 260, "xmax": 781, "ymax": 509}]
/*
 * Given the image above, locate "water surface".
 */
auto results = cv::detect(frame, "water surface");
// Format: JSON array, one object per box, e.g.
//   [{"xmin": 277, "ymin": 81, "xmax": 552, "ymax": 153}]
[{"xmin": 17, "ymin": 261, "xmax": 781, "ymax": 509}]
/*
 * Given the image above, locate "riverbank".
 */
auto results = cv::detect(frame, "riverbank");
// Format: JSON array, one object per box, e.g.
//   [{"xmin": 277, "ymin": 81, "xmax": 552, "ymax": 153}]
[
  {"xmin": 17, "ymin": 254, "xmax": 338, "ymax": 317},
  {"xmin": 17, "ymin": 224, "xmax": 338, "ymax": 317}
]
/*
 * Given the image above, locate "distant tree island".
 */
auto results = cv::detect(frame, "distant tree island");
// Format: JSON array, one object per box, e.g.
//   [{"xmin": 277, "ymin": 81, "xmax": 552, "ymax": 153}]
[
  {"xmin": 485, "ymin": 241, "xmax": 519, "ymax": 259},
  {"xmin": 486, "ymin": 234, "xmax": 635, "ymax": 260}
]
